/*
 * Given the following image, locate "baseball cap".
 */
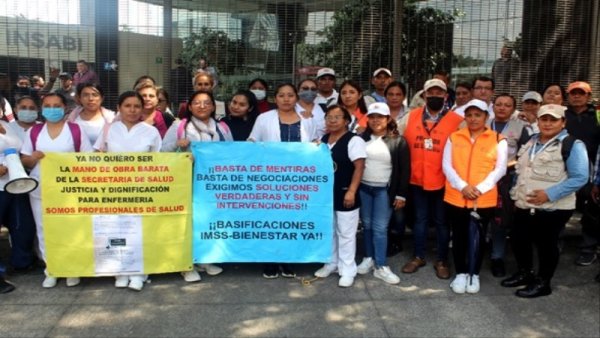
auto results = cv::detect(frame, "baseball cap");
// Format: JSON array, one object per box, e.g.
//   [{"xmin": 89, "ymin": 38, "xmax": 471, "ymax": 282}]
[
  {"xmin": 58, "ymin": 72, "xmax": 72, "ymax": 80},
  {"xmin": 522, "ymin": 91, "xmax": 542, "ymax": 103},
  {"xmin": 566, "ymin": 81, "xmax": 592, "ymax": 94},
  {"xmin": 423, "ymin": 79, "xmax": 447, "ymax": 92},
  {"xmin": 537, "ymin": 104, "xmax": 566, "ymax": 119},
  {"xmin": 316, "ymin": 68, "xmax": 335, "ymax": 79},
  {"xmin": 372, "ymin": 68, "xmax": 392, "ymax": 77},
  {"xmin": 463, "ymin": 99, "xmax": 489, "ymax": 114},
  {"xmin": 366, "ymin": 102, "xmax": 390, "ymax": 116}
]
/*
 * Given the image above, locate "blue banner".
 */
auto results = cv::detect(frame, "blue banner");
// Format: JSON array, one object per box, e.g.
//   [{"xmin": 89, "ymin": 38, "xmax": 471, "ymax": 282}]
[{"xmin": 191, "ymin": 142, "xmax": 334, "ymax": 263}]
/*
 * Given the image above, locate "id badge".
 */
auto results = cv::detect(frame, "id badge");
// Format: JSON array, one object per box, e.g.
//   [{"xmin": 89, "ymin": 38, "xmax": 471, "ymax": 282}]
[{"xmin": 424, "ymin": 138, "xmax": 433, "ymax": 150}]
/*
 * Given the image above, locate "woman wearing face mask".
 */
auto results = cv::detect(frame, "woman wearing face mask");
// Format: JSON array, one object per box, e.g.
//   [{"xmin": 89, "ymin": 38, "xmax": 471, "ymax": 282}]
[
  {"xmin": 94, "ymin": 91, "xmax": 162, "ymax": 291},
  {"xmin": 297, "ymin": 79, "xmax": 326, "ymax": 138},
  {"xmin": 11, "ymin": 96, "xmax": 40, "ymax": 141},
  {"xmin": 249, "ymin": 78, "xmax": 275, "ymax": 114},
  {"xmin": 337, "ymin": 80, "xmax": 369, "ymax": 134},
  {"xmin": 68, "ymin": 83, "xmax": 115, "ymax": 145},
  {"xmin": 20, "ymin": 93, "xmax": 93, "ymax": 289},
  {"xmin": 221, "ymin": 90, "xmax": 258, "ymax": 141}
]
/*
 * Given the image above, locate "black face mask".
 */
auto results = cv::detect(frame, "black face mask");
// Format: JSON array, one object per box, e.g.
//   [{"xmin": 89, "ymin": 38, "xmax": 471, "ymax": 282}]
[{"xmin": 426, "ymin": 96, "xmax": 445, "ymax": 111}]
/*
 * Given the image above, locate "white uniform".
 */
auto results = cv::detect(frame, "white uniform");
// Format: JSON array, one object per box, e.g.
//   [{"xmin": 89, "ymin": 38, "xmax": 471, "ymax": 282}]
[
  {"xmin": 94, "ymin": 121, "xmax": 161, "ymax": 152},
  {"xmin": 20, "ymin": 123, "xmax": 93, "ymax": 260}
]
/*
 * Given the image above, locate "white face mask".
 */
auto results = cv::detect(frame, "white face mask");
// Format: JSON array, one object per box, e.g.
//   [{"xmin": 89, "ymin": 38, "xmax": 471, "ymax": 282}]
[{"xmin": 250, "ymin": 89, "xmax": 266, "ymax": 101}]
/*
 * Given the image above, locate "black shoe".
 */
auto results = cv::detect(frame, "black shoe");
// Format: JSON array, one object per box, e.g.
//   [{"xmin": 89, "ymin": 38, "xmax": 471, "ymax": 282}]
[
  {"xmin": 386, "ymin": 242, "xmax": 403, "ymax": 257},
  {"xmin": 279, "ymin": 264, "xmax": 296, "ymax": 278},
  {"xmin": 491, "ymin": 258, "xmax": 506, "ymax": 277},
  {"xmin": 515, "ymin": 279, "xmax": 552, "ymax": 298},
  {"xmin": 575, "ymin": 253, "xmax": 597, "ymax": 266},
  {"xmin": 0, "ymin": 278, "xmax": 16, "ymax": 294},
  {"xmin": 501, "ymin": 270, "xmax": 535, "ymax": 287},
  {"xmin": 262, "ymin": 264, "xmax": 279, "ymax": 279}
]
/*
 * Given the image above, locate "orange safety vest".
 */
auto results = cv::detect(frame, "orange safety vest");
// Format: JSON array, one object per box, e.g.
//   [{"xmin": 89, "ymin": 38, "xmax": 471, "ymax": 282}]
[
  {"xmin": 404, "ymin": 107, "xmax": 463, "ymax": 190},
  {"xmin": 444, "ymin": 127, "xmax": 503, "ymax": 208}
]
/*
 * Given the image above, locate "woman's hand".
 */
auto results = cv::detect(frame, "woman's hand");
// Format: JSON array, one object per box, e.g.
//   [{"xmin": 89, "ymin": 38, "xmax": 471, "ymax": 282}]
[
  {"xmin": 393, "ymin": 199, "xmax": 406, "ymax": 210},
  {"xmin": 32, "ymin": 151, "xmax": 45, "ymax": 162},
  {"xmin": 343, "ymin": 191, "xmax": 355, "ymax": 209},
  {"xmin": 0, "ymin": 165, "xmax": 8, "ymax": 177},
  {"xmin": 461, "ymin": 185, "xmax": 481, "ymax": 200},
  {"xmin": 176, "ymin": 139, "xmax": 190, "ymax": 149}
]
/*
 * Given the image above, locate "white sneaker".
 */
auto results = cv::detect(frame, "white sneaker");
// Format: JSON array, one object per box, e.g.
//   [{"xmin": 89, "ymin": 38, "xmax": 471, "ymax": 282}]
[
  {"xmin": 42, "ymin": 276, "xmax": 58, "ymax": 288},
  {"xmin": 466, "ymin": 274, "xmax": 480, "ymax": 294},
  {"xmin": 115, "ymin": 276, "xmax": 129, "ymax": 288},
  {"xmin": 66, "ymin": 277, "xmax": 80, "ymax": 287},
  {"xmin": 338, "ymin": 276, "xmax": 354, "ymax": 288},
  {"xmin": 128, "ymin": 275, "xmax": 146, "ymax": 291},
  {"xmin": 450, "ymin": 273, "xmax": 468, "ymax": 294},
  {"xmin": 197, "ymin": 264, "xmax": 223, "ymax": 276},
  {"xmin": 314, "ymin": 264, "xmax": 337, "ymax": 278},
  {"xmin": 373, "ymin": 266, "xmax": 400, "ymax": 284},
  {"xmin": 181, "ymin": 270, "xmax": 201, "ymax": 282},
  {"xmin": 357, "ymin": 257, "xmax": 374, "ymax": 275}
]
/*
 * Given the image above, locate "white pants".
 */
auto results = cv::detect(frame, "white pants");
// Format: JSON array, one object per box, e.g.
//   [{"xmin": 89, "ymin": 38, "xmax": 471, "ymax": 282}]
[
  {"xmin": 328, "ymin": 209, "xmax": 359, "ymax": 277},
  {"xmin": 29, "ymin": 184, "xmax": 45, "ymax": 261}
]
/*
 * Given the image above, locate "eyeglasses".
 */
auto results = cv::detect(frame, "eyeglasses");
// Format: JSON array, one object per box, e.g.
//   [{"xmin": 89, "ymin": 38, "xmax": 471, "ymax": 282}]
[
  {"xmin": 300, "ymin": 87, "xmax": 318, "ymax": 91},
  {"xmin": 325, "ymin": 115, "xmax": 344, "ymax": 121},
  {"xmin": 191, "ymin": 100, "xmax": 212, "ymax": 106}
]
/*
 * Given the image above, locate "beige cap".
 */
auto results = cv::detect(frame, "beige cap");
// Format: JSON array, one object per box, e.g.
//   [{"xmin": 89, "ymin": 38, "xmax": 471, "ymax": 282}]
[
  {"xmin": 423, "ymin": 79, "xmax": 447, "ymax": 92},
  {"xmin": 537, "ymin": 104, "xmax": 567, "ymax": 119}
]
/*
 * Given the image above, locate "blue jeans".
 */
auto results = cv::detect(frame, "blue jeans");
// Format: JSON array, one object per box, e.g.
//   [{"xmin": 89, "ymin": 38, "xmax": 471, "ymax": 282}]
[
  {"xmin": 359, "ymin": 184, "xmax": 392, "ymax": 267},
  {"xmin": 411, "ymin": 185, "xmax": 449, "ymax": 261}
]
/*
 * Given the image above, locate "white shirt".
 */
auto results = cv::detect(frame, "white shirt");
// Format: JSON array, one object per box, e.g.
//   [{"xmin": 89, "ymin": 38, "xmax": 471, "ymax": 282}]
[
  {"xmin": 362, "ymin": 135, "xmax": 392, "ymax": 185},
  {"xmin": 21, "ymin": 123, "xmax": 94, "ymax": 180},
  {"xmin": 249, "ymin": 109, "xmax": 317, "ymax": 142},
  {"xmin": 295, "ymin": 103, "xmax": 326, "ymax": 139},
  {"xmin": 326, "ymin": 135, "xmax": 367, "ymax": 162},
  {"xmin": 314, "ymin": 90, "xmax": 339, "ymax": 108},
  {"xmin": 442, "ymin": 136, "xmax": 508, "ymax": 194},
  {"xmin": 75, "ymin": 114, "xmax": 109, "ymax": 145},
  {"xmin": 161, "ymin": 118, "xmax": 233, "ymax": 152},
  {"xmin": 0, "ymin": 120, "xmax": 24, "ymax": 190},
  {"xmin": 94, "ymin": 121, "xmax": 162, "ymax": 152},
  {"xmin": 8, "ymin": 122, "xmax": 38, "ymax": 143}
]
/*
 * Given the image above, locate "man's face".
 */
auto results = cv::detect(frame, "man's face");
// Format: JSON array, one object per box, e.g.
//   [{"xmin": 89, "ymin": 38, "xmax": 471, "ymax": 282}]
[
  {"xmin": 472, "ymin": 80, "xmax": 494, "ymax": 103},
  {"xmin": 76, "ymin": 62, "xmax": 86, "ymax": 73},
  {"xmin": 317, "ymin": 75, "xmax": 335, "ymax": 95},
  {"xmin": 372, "ymin": 73, "xmax": 392, "ymax": 92},
  {"xmin": 567, "ymin": 89, "xmax": 590, "ymax": 108},
  {"xmin": 60, "ymin": 78, "xmax": 72, "ymax": 90},
  {"xmin": 500, "ymin": 46, "xmax": 512, "ymax": 59}
]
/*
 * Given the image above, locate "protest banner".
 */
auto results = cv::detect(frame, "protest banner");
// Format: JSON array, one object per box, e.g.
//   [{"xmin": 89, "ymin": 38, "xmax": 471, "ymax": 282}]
[
  {"xmin": 41, "ymin": 153, "xmax": 193, "ymax": 277},
  {"xmin": 191, "ymin": 142, "xmax": 334, "ymax": 263}
]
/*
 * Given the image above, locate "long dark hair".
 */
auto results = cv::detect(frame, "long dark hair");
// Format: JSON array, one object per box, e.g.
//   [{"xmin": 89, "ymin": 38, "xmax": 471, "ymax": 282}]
[
  {"xmin": 227, "ymin": 89, "xmax": 258, "ymax": 121},
  {"xmin": 337, "ymin": 80, "xmax": 368, "ymax": 115},
  {"xmin": 184, "ymin": 90, "xmax": 216, "ymax": 120},
  {"xmin": 362, "ymin": 114, "xmax": 399, "ymax": 139}
]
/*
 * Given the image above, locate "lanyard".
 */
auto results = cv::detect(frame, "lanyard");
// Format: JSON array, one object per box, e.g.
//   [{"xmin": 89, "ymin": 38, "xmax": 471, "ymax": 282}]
[
  {"xmin": 421, "ymin": 106, "xmax": 448, "ymax": 135},
  {"xmin": 529, "ymin": 134, "xmax": 561, "ymax": 163}
]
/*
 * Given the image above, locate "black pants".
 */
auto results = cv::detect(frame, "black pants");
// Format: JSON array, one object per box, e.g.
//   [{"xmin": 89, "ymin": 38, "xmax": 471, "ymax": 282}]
[
  {"xmin": 512, "ymin": 208, "xmax": 573, "ymax": 281},
  {"xmin": 446, "ymin": 204, "xmax": 493, "ymax": 275}
]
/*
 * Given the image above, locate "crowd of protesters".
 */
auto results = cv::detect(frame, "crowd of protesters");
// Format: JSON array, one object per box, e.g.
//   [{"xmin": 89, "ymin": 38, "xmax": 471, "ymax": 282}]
[{"xmin": 0, "ymin": 58, "xmax": 598, "ymax": 298}]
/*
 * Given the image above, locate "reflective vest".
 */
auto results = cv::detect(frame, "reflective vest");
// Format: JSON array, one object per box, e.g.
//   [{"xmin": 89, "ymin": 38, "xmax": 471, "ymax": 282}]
[
  {"xmin": 444, "ymin": 128, "xmax": 502, "ymax": 208},
  {"xmin": 404, "ymin": 107, "xmax": 463, "ymax": 190}
]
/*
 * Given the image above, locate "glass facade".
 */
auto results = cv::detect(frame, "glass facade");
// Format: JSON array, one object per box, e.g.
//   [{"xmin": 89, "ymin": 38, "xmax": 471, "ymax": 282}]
[{"xmin": 1, "ymin": 0, "xmax": 598, "ymax": 109}]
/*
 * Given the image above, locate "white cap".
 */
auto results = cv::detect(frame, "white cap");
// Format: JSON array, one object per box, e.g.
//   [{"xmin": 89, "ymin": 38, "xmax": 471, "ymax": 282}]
[
  {"xmin": 463, "ymin": 99, "xmax": 489, "ymax": 114},
  {"xmin": 372, "ymin": 68, "xmax": 392, "ymax": 77},
  {"xmin": 538, "ymin": 104, "xmax": 566, "ymax": 119},
  {"xmin": 316, "ymin": 67, "xmax": 335, "ymax": 79},
  {"xmin": 423, "ymin": 79, "xmax": 447, "ymax": 92},
  {"xmin": 366, "ymin": 102, "xmax": 390, "ymax": 116},
  {"xmin": 522, "ymin": 91, "xmax": 543, "ymax": 103}
]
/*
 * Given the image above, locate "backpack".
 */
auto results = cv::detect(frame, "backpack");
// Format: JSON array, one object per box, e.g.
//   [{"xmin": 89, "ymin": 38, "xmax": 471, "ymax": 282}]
[{"xmin": 30, "ymin": 122, "xmax": 81, "ymax": 152}]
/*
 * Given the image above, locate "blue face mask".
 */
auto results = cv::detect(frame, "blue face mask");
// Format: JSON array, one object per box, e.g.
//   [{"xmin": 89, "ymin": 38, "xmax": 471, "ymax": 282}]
[
  {"xmin": 17, "ymin": 110, "xmax": 39, "ymax": 123},
  {"xmin": 298, "ymin": 90, "xmax": 318, "ymax": 103},
  {"xmin": 42, "ymin": 107, "xmax": 65, "ymax": 123}
]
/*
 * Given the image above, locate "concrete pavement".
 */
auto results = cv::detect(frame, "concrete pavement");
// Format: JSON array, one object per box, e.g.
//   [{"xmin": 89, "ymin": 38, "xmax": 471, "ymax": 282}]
[{"xmin": 0, "ymin": 226, "xmax": 598, "ymax": 337}]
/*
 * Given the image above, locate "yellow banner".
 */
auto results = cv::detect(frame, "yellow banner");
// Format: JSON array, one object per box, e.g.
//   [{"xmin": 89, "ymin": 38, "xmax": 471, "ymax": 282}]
[{"xmin": 41, "ymin": 153, "xmax": 193, "ymax": 277}]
